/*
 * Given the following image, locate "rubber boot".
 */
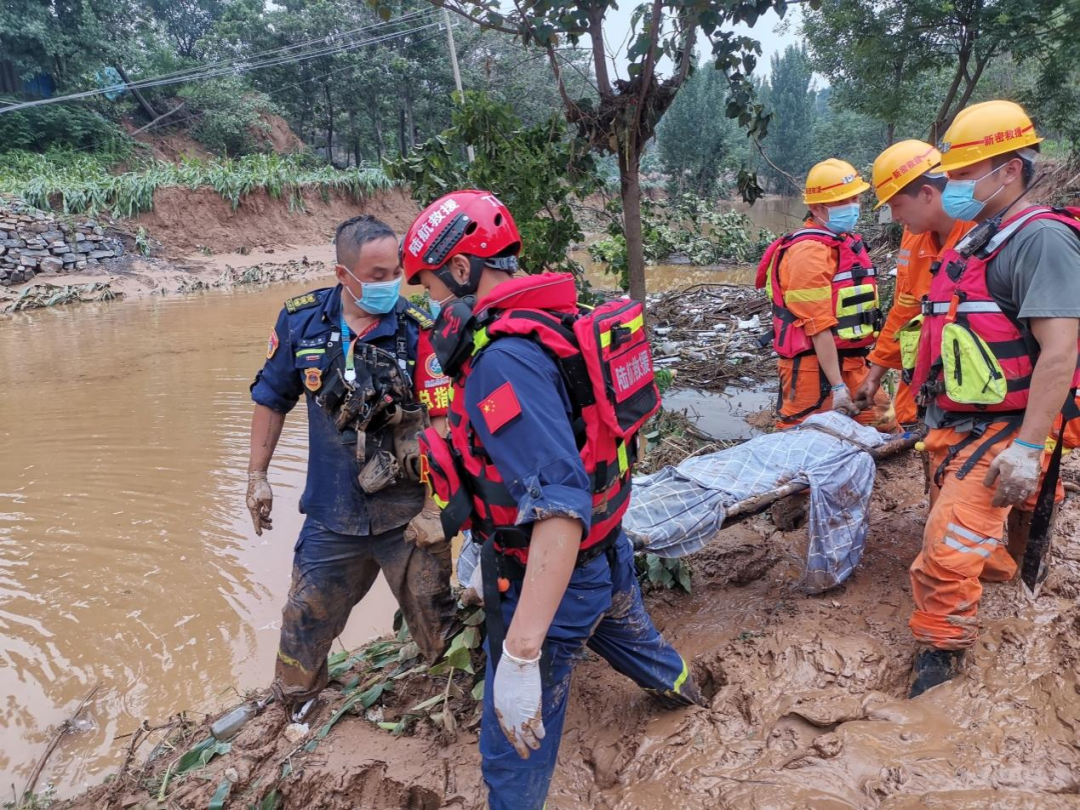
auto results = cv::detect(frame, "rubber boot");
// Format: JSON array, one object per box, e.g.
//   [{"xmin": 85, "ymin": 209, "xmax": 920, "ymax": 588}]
[{"xmin": 909, "ymin": 648, "xmax": 964, "ymax": 698}]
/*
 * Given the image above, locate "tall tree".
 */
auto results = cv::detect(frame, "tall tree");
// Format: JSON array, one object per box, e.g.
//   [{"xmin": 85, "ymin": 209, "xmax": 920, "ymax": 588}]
[
  {"xmin": 759, "ymin": 45, "xmax": 814, "ymax": 190},
  {"xmin": 804, "ymin": 0, "xmax": 1079, "ymax": 144},
  {"xmin": 655, "ymin": 62, "xmax": 742, "ymax": 198},
  {"xmin": 372, "ymin": 0, "xmax": 804, "ymax": 303}
]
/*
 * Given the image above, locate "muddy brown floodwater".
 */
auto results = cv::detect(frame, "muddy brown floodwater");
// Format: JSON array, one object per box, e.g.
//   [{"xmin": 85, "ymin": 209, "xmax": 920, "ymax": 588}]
[{"xmin": 0, "ymin": 277, "xmax": 400, "ymax": 798}]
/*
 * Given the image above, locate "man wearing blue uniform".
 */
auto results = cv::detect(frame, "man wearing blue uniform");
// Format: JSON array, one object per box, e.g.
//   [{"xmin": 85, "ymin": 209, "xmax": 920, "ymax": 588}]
[
  {"xmin": 403, "ymin": 191, "xmax": 704, "ymax": 808},
  {"xmin": 246, "ymin": 214, "xmax": 455, "ymax": 713}
]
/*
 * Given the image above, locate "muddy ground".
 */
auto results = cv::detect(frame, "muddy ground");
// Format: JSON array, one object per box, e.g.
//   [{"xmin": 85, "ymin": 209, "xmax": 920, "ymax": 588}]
[{"xmin": 59, "ymin": 450, "xmax": 1080, "ymax": 809}]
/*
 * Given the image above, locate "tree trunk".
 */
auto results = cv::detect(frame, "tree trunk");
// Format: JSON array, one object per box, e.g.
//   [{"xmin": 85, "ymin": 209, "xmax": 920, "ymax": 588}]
[
  {"xmin": 368, "ymin": 97, "xmax": 384, "ymax": 163},
  {"xmin": 404, "ymin": 84, "xmax": 416, "ymax": 149},
  {"xmin": 324, "ymin": 83, "xmax": 335, "ymax": 165},
  {"xmin": 398, "ymin": 107, "xmax": 407, "ymax": 157},
  {"xmin": 115, "ymin": 64, "xmax": 159, "ymax": 121},
  {"xmin": 931, "ymin": 34, "xmax": 973, "ymax": 144},
  {"xmin": 886, "ymin": 122, "xmax": 896, "ymax": 145},
  {"xmin": 618, "ymin": 138, "xmax": 647, "ymax": 303},
  {"xmin": 348, "ymin": 108, "xmax": 361, "ymax": 167}
]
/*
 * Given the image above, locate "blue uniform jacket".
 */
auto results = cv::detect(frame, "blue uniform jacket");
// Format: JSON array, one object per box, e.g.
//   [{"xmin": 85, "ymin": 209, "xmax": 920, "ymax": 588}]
[
  {"xmin": 463, "ymin": 338, "xmax": 593, "ymax": 534},
  {"xmin": 251, "ymin": 286, "xmax": 423, "ymax": 536}
]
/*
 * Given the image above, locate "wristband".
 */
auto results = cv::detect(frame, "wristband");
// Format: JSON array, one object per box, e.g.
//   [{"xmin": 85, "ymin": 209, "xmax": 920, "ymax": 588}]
[
  {"xmin": 502, "ymin": 642, "xmax": 541, "ymax": 666},
  {"xmin": 1013, "ymin": 438, "xmax": 1043, "ymax": 451},
  {"xmin": 830, "ymin": 383, "xmax": 847, "ymax": 392},
  {"xmin": 248, "ymin": 470, "xmax": 268, "ymax": 481}
]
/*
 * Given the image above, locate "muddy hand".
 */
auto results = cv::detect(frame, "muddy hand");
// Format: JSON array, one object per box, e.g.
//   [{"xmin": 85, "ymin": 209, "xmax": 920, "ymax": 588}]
[
  {"xmin": 983, "ymin": 441, "xmax": 1042, "ymax": 507},
  {"xmin": 493, "ymin": 642, "xmax": 544, "ymax": 758},
  {"xmin": 404, "ymin": 507, "xmax": 445, "ymax": 548},
  {"xmin": 461, "ymin": 555, "xmax": 484, "ymax": 606},
  {"xmin": 830, "ymin": 384, "xmax": 859, "ymax": 417},
  {"xmin": 853, "ymin": 379, "xmax": 877, "ymax": 412},
  {"xmin": 246, "ymin": 471, "xmax": 273, "ymax": 536}
]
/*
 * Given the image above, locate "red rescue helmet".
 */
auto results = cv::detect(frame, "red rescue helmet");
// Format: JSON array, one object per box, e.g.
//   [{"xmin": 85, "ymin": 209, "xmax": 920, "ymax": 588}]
[{"xmin": 401, "ymin": 190, "xmax": 521, "ymax": 286}]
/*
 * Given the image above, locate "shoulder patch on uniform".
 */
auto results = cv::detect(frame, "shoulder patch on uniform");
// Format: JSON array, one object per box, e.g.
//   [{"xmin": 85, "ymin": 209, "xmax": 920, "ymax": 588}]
[
  {"xmin": 402, "ymin": 303, "xmax": 434, "ymax": 330},
  {"xmin": 266, "ymin": 328, "xmax": 279, "ymax": 359},
  {"xmin": 284, "ymin": 292, "xmax": 319, "ymax": 314}
]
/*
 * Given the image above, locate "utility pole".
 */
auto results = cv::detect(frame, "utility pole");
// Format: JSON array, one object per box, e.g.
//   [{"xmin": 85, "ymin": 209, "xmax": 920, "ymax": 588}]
[{"xmin": 441, "ymin": 8, "xmax": 474, "ymax": 163}]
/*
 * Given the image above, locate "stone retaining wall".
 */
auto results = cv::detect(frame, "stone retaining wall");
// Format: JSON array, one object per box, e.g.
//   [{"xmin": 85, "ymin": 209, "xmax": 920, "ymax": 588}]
[{"xmin": 0, "ymin": 195, "xmax": 126, "ymax": 286}]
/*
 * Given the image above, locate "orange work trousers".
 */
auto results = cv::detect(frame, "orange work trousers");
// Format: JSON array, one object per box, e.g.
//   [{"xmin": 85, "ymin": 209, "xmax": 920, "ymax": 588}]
[
  {"xmin": 776, "ymin": 354, "xmax": 896, "ymax": 431},
  {"xmin": 910, "ymin": 421, "xmax": 1064, "ymax": 650},
  {"xmin": 894, "ymin": 379, "xmax": 918, "ymax": 428}
]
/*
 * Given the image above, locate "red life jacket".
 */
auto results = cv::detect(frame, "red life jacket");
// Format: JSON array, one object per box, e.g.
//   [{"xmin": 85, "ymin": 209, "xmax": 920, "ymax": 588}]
[
  {"xmin": 419, "ymin": 273, "xmax": 659, "ymax": 568},
  {"xmin": 911, "ymin": 206, "xmax": 1080, "ymax": 414},
  {"xmin": 755, "ymin": 228, "xmax": 882, "ymax": 358}
]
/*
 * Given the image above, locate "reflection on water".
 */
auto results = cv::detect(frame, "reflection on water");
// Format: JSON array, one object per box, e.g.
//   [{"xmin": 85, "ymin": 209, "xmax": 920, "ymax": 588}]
[
  {"xmin": 663, "ymin": 385, "xmax": 777, "ymax": 441},
  {"xmin": 577, "ymin": 196, "xmax": 806, "ymax": 292},
  {"xmin": 0, "ymin": 277, "xmax": 397, "ymax": 796}
]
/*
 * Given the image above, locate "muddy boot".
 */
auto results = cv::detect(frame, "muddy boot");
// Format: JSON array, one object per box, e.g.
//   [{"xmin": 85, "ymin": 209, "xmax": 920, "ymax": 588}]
[
  {"xmin": 770, "ymin": 492, "xmax": 809, "ymax": 532},
  {"xmin": 909, "ymin": 648, "xmax": 964, "ymax": 698}
]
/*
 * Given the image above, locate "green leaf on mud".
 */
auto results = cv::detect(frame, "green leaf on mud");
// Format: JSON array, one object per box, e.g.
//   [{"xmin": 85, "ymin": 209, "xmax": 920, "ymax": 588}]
[
  {"xmin": 409, "ymin": 693, "xmax": 446, "ymax": 714},
  {"xmin": 260, "ymin": 789, "xmax": 281, "ymax": 810},
  {"xmin": 677, "ymin": 563, "xmax": 692, "ymax": 595},
  {"xmin": 460, "ymin": 626, "xmax": 481, "ymax": 650},
  {"xmin": 280, "ymin": 762, "xmax": 292, "ymax": 780},
  {"xmin": 463, "ymin": 609, "xmax": 486, "ymax": 626},
  {"xmin": 445, "ymin": 645, "xmax": 472, "ymax": 672},
  {"xmin": 376, "ymin": 721, "xmax": 399, "ymax": 731},
  {"xmin": 175, "ymin": 737, "xmax": 231, "ymax": 777},
  {"xmin": 316, "ymin": 681, "xmax": 391, "ymax": 740},
  {"xmin": 471, "ymin": 680, "xmax": 485, "ymax": 702},
  {"xmin": 208, "ymin": 778, "xmax": 230, "ymax": 810}
]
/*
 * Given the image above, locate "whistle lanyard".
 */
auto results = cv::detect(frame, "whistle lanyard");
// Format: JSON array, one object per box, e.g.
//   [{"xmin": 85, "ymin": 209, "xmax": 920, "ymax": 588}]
[{"xmin": 340, "ymin": 313, "xmax": 379, "ymax": 382}]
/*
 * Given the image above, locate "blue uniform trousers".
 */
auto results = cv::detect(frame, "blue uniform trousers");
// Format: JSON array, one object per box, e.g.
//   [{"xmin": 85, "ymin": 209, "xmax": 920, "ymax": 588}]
[{"xmin": 479, "ymin": 535, "xmax": 696, "ymax": 809}]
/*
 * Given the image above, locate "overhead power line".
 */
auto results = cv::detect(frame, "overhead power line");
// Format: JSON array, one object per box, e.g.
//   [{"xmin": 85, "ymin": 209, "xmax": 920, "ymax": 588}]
[{"xmin": 0, "ymin": 15, "xmax": 441, "ymax": 115}]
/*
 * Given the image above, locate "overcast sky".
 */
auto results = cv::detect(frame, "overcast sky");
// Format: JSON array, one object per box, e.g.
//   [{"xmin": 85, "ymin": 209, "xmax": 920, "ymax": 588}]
[{"xmin": 599, "ymin": 4, "xmax": 811, "ymax": 84}]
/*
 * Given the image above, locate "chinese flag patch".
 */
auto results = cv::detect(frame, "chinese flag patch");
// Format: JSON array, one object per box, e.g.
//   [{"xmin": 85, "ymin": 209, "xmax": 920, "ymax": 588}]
[{"xmin": 479, "ymin": 382, "xmax": 522, "ymax": 434}]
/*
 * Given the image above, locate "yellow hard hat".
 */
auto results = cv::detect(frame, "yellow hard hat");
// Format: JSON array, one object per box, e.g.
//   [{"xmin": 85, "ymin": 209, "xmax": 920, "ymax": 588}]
[
  {"xmin": 938, "ymin": 100, "xmax": 1043, "ymax": 173},
  {"xmin": 871, "ymin": 140, "xmax": 942, "ymax": 209},
  {"xmin": 804, "ymin": 159, "xmax": 871, "ymax": 205}
]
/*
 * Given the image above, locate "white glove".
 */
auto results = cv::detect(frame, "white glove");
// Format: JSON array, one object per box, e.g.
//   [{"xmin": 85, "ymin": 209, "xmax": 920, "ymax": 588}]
[
  {"xmin": 830, "ymin": 383, "xmax": 859, "ymax": 417},
  {"xmin": 984, "ymin": 440, "xmax": 1043, "ymax": 507},
  {"xmin": 493, "ymin": 643, "xmax": 544, "ymax": 758}
]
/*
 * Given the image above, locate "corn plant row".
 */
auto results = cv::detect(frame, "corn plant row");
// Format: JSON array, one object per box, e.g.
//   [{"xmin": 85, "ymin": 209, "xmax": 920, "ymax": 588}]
[{"xmin": 0, "ymin": 151, "xmax": 397, "ymax": 219}]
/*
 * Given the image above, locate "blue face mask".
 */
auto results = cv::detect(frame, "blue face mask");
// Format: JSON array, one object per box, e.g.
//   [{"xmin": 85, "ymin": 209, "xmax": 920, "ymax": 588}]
[
  {"xmin": 942, "ymin": 164, "xmax": 1006, "ymax": 221},
  {"xmin": 342, "ymin": 268, "xmax": 402, "ymax": 315},
  {"xmin": 428, "ymin": 294, "xmax": 454, "ymax": 320},
  {"xmin": 824, "ymin": 202, "xmax": 860, "ymax": 234}
]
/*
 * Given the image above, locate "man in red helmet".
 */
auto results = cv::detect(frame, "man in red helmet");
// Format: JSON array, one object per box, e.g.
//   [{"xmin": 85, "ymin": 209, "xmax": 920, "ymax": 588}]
[{"xmin": 404, "ymin": 190, "xmax": 704, "ymax": 809}]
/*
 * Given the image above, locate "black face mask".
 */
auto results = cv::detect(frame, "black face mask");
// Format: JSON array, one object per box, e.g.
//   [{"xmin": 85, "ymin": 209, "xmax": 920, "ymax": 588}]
[{"xmin": 430, "ymin": 295, "xmax": 477, "ymax": 379}]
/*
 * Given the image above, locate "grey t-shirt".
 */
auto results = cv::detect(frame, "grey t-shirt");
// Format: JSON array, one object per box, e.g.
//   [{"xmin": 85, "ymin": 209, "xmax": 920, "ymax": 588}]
[{"xmin": 925, "ymin": 216, "xmax": 1080, "ymax": 429}]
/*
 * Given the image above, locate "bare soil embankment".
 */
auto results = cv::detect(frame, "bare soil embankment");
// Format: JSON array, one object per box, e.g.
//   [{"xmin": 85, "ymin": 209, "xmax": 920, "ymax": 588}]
[
  {"xmin": 1, "ymin": 187, "xmax": 420, "ymax": 313},
  {"xmin": 59, "ymin": 451, "xmax": 1080, "ymax": 809},
  {"xmin": 134, "ymin": 185, "xmax": 419, "ymax": 257}
]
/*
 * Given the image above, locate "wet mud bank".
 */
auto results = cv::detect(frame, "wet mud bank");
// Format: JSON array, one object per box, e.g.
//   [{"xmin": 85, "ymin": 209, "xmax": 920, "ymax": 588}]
[{"xmin": 59, "ymin": 451, "xmax": 1080, "ymax": 809}]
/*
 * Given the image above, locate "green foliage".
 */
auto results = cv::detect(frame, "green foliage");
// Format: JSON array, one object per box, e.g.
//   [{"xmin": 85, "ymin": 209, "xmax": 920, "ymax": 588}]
[
  {"xmin": 654, "ymin": 367, "xmax": 675, "ymax": 396},
  {"xmin": 656, "ymin": 65, "xmax": 747, "ymax": 198},
  {"xmin": 0, "ymin": 150, "xmax": 394, "ymax": 217},
  {"xmin": 0, "ymin": 100, "xmax": 132, "ymax": 156},
  {"xmin": 388, "ymin": 92, "xmax": 602, "ymax": 276},
  {"xmin": 135, "ymin": 226, "xmax": 152, "ymax": 256},
  {"xmin": 757, "ymin": 46, "xmax": 816, "ymax": 190},
  {"xmin": 590, "ymin": 194, "xmax": 773, "ymax": 290},
  {"xmin": 178, "ymin": 78, "xmax": 275, "ymax": 157},
  {"xmin": 636, "ymin": 553, "xmax": 692, "ymax": 594}
]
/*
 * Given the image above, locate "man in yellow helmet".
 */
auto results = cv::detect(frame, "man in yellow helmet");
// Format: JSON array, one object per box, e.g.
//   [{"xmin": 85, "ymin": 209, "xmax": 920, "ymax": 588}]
[
  {"xmin": 757, "ymin": 158, "xmax": 895, "ymax": 429},
  {"xmin": 855, "ymin": 142, "xmax": 973, "ymax": 427},
  {"xmin": 906, "ymin": 100, "xmax": 1080, "ymax": 697}
]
